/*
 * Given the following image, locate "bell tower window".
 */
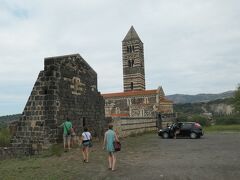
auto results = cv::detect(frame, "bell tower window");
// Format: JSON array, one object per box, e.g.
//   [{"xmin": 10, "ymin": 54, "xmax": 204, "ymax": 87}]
[
  {"xmin": 128, "ymin": 60, "xmax": 131, "ymax": 67},
  {"xmin": 128, "ymin": 60, "xmax": 134, "ymax": 67},
  {"xmin": 127, "ymin": 45, "xmax": 135, "ymax": 53}
]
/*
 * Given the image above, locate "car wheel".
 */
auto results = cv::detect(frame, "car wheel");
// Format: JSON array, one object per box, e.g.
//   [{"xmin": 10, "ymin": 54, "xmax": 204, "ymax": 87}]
[
  {"xmin": 162, "ymin": 132, "xmax": 169, "ymax": 139},
  {"xmin": 190, "ymin": 132, "xmax": 197, "ymax": 139}
]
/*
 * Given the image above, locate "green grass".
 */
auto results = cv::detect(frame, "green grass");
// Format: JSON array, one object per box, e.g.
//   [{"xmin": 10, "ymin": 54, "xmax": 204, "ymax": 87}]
[
  {"xmin": 204, "ymin": 125, "xmax": 240, "ymax": 132},
  {"xmin": 0, "ymin": 133, "xmax": 155, "ymax": 180},
  {"xmin": 0, "ymin": 127, "xmax": 11, "ymax": 147}
]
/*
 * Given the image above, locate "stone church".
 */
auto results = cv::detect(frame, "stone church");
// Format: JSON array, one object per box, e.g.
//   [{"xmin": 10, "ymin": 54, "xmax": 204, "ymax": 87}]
[
  {"xmin": 102, "ymin": 26, "xmax": 173, "ymax": 118},
  {"xmin": 10, "ymin": 26, "xmax": 173, "ymax": 153}
]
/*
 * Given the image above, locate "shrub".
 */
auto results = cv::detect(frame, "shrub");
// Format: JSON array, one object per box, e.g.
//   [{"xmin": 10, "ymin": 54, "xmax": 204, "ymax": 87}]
[
  {"xmin": 0, "ymin": 128, "xmax": 11, "ymax": 147},
  {"xmin": 0, "ymin": 122, "xmax": 7, "ymax": 129},
  {"xmin": 214, "ymin": 114, "xmax": 240, "ymax": 125},
  {"xmin": 188, "ymin": 114, "xmax": 210, "ymax": 126},
  {"xmin": 233, "ymin": 85, "xmax": 240, "ymax": 113},
  {"xmin": 177, "ymin": 114, "xmax": 210, "ymax": 126}
]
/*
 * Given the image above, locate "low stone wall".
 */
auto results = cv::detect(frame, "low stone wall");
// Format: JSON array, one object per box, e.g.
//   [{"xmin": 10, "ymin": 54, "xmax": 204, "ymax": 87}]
[
  {"xmin": 0, "ymin": 147, "xmax": 14, "ymax": 160},
  {"xmin": 112, "ymin": 117, "xmax": 157, "ymax": 137},
  {"xmin": 0, "ymin": 146, "xmax": 43, "ymax": 160}
]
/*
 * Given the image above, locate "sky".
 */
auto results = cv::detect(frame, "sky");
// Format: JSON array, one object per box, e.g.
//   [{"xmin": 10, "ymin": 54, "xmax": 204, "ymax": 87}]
[{"xmin": 0, "ymin": 0, "xmax": 240, "ymax": 116}]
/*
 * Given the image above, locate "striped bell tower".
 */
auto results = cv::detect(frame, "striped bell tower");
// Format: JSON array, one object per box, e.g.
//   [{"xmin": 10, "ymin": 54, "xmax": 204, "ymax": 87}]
[{"xmin": 122, "ymin": 26, "xmax": 145, "ymax": 92}]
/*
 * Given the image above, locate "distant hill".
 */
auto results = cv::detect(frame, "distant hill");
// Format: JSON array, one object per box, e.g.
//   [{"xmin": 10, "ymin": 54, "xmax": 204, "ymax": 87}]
[
  {"xmin": 167, "ymin": 91, "xmax": 235, "ymax": 104},
  {"xmin": 0, "ymin": 114, "xmax": 21, "ymax": 124},
  {"xmin": 174, "ymin": 97, "xmax": 234, "ymax": 115}
]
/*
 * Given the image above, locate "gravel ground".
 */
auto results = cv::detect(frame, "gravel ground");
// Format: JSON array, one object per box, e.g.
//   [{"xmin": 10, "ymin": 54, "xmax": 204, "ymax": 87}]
[{"xmin": 102, "ymin": 132, "xmax": 240, "ymax": 180}]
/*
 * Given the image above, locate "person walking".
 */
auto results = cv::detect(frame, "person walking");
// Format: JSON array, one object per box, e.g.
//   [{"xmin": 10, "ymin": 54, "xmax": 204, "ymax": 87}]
[
  {"xmin": 81, "ymin": 127, "xmax": 92, "ymax": 163},
  {"xmin": 103, "ymin": 124, "xmax": 119, "ymax": 171},
  {"xmin": 71, "ymin": 125, "xmax": 77, "ymax": 147},
  {"xmin": 60, "ymin": 118, "xmax": 72, "ymax": 151}
]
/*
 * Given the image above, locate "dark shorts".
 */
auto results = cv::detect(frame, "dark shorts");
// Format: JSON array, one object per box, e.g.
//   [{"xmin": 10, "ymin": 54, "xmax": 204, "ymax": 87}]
[
  {"xmin": 108, "ymin": 151, "xmax": 115, "ymax": 156},
  {"xmin": 82, "ymin": 140, "xmax": 90, "ymax": 147}
]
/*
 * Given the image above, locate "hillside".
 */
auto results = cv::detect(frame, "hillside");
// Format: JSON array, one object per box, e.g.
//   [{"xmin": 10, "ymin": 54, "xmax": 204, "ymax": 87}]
[
  {"xmin": 0, "ymin": 114, "xmax": 21, "ymax": 127},
  {"xmin": 167, "ymin": 91, "xmax": 234, "ymax": 104},
  {"xmin": 174, "ymin": 98, "xmax": 234, "ymax": 115}
]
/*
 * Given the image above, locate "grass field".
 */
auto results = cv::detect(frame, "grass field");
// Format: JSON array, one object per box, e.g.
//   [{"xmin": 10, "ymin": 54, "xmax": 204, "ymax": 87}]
[
  {"xmin": 0, "ymin": 134, "xmax": 152, "ymax": 180},
  {"xmin": 204, "ymin": 124, "xmax": 240, "ymax": 132}
]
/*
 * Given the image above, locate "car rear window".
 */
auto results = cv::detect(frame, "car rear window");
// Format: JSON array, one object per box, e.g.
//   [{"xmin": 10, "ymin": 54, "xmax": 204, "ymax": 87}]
[{"xmin": 181, "ymin": 123, "xmax": 192, "ymax": 129}]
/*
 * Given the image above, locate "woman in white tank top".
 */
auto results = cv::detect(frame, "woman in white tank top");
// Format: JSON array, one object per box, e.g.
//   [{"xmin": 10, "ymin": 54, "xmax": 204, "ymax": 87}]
[{"xmin": 81, "ymin": 127, "xmax": 91, "ymax": 163}]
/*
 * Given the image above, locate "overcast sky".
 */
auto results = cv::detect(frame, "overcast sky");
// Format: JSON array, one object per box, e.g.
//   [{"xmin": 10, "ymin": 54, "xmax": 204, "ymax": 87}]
[{"xmin": 0, "ymin": 0, "xmax": 240, "ymax": 115}]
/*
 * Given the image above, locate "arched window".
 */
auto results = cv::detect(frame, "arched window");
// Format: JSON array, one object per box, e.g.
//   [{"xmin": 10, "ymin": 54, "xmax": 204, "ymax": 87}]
[
  {"xmin": 141, "ymin": 109, "xmax": 145, "ymax": 117},
  {"xmin": 128, "ymin": 60, "xmax": 131, "ymax": 67},
  {"xmin": 115, "ymin": 107, "xmax": 120, "ymax": 114},
  {"xmin": 127, "ymin": 46, "xmax": 129, "ymax": 53},
  {"xmin": 144, "ymin": 97, "xmax": 149, "ymax": 104},
  {"xmin": 131, "ymin": 82, "xmax": 133, "ymax": 90},
  {"xmin": 132, "ymin": 46, "xmax": 135, "ymax": 52},
  {"xmin": 131, "ymin": 60, "xmax": 134, "ymax": 67},
  {"xmin": 127, "ymin": 98, "xmax": 131, "ymax": 106}
]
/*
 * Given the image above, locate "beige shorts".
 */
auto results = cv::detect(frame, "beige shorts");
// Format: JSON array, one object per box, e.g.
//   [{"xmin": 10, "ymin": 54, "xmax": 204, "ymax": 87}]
[{"xmin": 63, "ymin": 134, "xmax": 71, "ymax": 143}]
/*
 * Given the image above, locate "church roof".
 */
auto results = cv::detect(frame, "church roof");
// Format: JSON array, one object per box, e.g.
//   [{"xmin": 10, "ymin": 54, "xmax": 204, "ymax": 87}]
[
  {"xmin": 159, "ymin": 98, "xmax": 173, "ymax": 104},
  {"xmin": 102, "ymin": 89, "xmax": 173, "ymax": 104},
  {"xmin": 102, "ymin": 89, "xmax": 157, "ymax": 98},
  {"xmin": 122, "ymin": 26, "xmax": 142, "ymax": 42}
]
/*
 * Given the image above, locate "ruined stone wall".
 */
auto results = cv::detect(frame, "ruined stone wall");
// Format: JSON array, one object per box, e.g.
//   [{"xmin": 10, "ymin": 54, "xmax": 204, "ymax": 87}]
[{"xmin": 12, "ymin": 54, "xmax": 105, "ymax": 152}]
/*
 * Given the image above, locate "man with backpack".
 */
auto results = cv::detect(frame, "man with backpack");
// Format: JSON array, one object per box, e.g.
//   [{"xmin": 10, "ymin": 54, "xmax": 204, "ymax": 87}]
[{"xmin": 60, "ymin": 118, "xmax": 73, "ymax": 151}]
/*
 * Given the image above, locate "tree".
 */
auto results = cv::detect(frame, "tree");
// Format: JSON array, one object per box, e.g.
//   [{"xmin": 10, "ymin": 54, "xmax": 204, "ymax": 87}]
[{"xmin": 233, "ymin": 84, "xmax": 240, "ymax": 113}]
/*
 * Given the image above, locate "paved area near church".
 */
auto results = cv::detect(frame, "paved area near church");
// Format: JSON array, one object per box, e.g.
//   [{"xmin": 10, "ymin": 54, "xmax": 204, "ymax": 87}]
[{"xmin": 1, "ymin": 132, "xmax": 240, "ymax": 180}]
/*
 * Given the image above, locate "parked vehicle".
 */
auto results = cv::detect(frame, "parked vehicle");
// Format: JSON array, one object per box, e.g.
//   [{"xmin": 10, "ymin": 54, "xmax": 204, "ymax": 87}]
[{"xmin": 158, "ymin": 122, "xmax": 203, "ymax": 139}]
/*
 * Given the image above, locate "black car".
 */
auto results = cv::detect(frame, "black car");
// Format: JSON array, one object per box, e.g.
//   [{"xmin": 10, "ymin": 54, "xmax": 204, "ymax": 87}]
[{"xmin": 158, "ymin": 122, "xmax": 203, "ymax": 139}]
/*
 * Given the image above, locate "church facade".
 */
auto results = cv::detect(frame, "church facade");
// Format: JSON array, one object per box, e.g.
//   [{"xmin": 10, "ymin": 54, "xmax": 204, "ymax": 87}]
[{"xmin": 102, "ymin": 26, "xmax": 173, "ymax": 119}]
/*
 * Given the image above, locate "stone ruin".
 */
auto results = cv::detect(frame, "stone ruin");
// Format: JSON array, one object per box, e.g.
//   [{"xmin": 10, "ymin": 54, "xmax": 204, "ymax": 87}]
[{"xmin": 11, "ymin": 54, "xmax": 106, "ymax": 154}]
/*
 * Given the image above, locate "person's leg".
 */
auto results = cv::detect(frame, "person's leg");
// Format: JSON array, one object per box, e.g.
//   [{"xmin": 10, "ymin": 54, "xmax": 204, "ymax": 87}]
[
  {"xmin": 67, "ymin": 136, "xmax": 71, "ymax": 150},
  {"xmin": 71, "ymin": 136, "xmax": 75, "ymax": 147},
  {"xmin": 108, "ymin": 153, "xmax": 113, "ymax": 169},
  {"xmin": 175, "ymin": 130, "xmax": 179, "ymax": 139},
  {"xmin": 63, "ymin": 135, "xmax": 66, "ymax": 150},
  {"xmin": 82, "ymin": 147, "xmax": 86, "ymax": 161},
  {"xmin": 85, "ymin": 146, "xmax": 89, "ymax": 162},
  {"xmin": 112, "ymin": 153, "xmax": 116, "ymax": 171},
  {"xmin": 70, "ymin": 136, "xmax": 73, "ymax": 147}
]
